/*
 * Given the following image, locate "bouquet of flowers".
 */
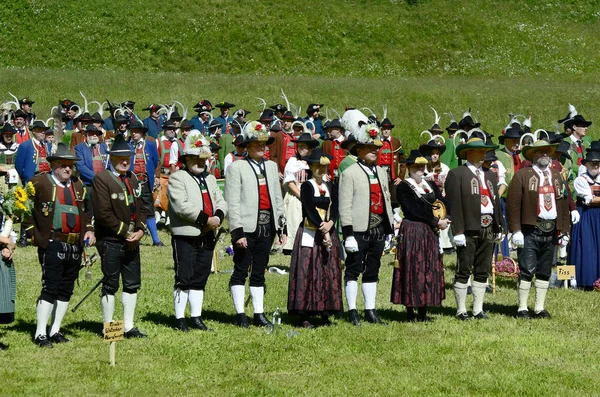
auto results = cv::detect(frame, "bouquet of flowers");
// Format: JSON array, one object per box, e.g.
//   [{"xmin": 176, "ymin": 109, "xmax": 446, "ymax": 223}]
[
  {"xmin": 495, "ymin": 257, "xmax": 519, "ymax": 278},
  {"xmin": 0, "ymin": 182, "xmax": 36, "ymax": 237}
]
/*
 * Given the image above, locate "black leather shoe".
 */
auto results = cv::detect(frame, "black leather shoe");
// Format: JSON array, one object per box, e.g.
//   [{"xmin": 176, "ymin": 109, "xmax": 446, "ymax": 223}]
[
  {"xmin": 152, "ymin": 241, "xmax": 165, "ymax": 247},
  {"xmin": 456, "ymin": 312, "xmax": 471, "ymax": 321},
  {"xmin": 175, "ymin": 318, "xmax": 189, "ymax": 332},
  {"xmin": 253, "ymin": 313, "xmax": 272, "ymax": 327},
  {"xmin": 124, "ymin": 327, "xmax": 147, "ymax": 338},
  {"xmin": 237, "ymin": 313, "xmax": 249, "ymax": 328},
  {"xmin": 49, "ymin": 332, "xmax": 70, "ymax": 343},
  {"xmin": 348, "ymin": 309, "xmax": 361, "ymax": 326},
  {"xmin": 473, "ymin": 311, "xmax": 490, "ymax": 320},
  {"xmin": 533, "ymin": 310, "xmax": 551, "ymax": 319},
  {"xmin": 0, "ymin": 342, "xmax": 8, "ymax": 350},
  {"xmin": 189, "ymin": 316, "xmax": 212, "ymax": 331},
  {"xmin": 406, "ymin": 308, "xmax": 416, "ymax": 322},
  {"xmin": 301, "ymin": 320, "xmax": 315, "ymax": 329},
  {"xmin": 467, "ymin": 286, "xmax": 473, "ymax": 295},
  {"xmin": 516, "ymin": 310, "xmax": 531, "ymax": 320},
  {"xmin": 364, "ymin": 309, "xmax": 388, "ymax": 325},
  {"xmin": 34, "ymin": 335, "xmax": 53, "ymax": 348},
  {"xmin": 18, "ymin": 234, "xmax": 27, "ymax": 248}
]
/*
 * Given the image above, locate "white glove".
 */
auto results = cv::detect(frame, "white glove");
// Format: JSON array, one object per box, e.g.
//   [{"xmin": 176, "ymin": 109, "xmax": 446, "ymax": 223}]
[
  {"xmin": 495, "ymin": 233, "xmax": 506, "ymax": 242},
  {"xmin": 512, "ymin": 231, "xmax": 525, "ymax": 248},
  {"xmin": 453, "ymin": 234, "xmax": 466, "ymax": 247},
  {"xmin": 571, "ymin": 210, "xmax": 580, "ymax": 225},
  {"xmin": 559, "ymin": 235, "xmax": 570, "ymax": 248},
  {"xmin": 344, "ymin": 236, "xmax": 359, "ymax": 253}
]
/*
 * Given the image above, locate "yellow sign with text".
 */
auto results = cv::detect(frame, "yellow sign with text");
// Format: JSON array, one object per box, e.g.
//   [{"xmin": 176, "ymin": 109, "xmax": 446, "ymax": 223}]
[
  {"xmin": 556, "ymin": 265, "xmax": 576, "ymax": 281},
  {"xmin": 103, "ymin": 320, "xmax": 124, "ymax": 342}
]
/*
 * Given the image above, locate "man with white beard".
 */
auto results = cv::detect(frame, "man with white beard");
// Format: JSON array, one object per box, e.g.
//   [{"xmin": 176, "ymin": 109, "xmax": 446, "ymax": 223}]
[{"xmin": 506, "ymin": 140, "xmax": 570, "ymax": 319}]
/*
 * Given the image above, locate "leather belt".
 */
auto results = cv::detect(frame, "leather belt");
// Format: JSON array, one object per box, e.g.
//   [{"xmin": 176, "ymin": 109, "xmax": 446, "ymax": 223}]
[
  {"xmin": 481, "ymin": 214, "xmax": 493, "ymax": 228},
  {"xmin": 369, "ymin": 213, "xmax": 383, "ymax": 229},
  {"xmin": 258, "ymin": 210, "xmax": 271, "ymax": 225},
  {"xmin": 50, "ymin": 231, "xmax": 80, "ymax": 245},
  {"xmin": 536, "ymin": 218, "xmax": 556, "ymax": 233}
]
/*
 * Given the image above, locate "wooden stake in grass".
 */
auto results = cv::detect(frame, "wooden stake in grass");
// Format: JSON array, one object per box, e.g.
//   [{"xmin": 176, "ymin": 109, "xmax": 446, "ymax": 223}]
[{"xmin": 103, "ymin": 321, "xmax": 124, "ymax": 367}]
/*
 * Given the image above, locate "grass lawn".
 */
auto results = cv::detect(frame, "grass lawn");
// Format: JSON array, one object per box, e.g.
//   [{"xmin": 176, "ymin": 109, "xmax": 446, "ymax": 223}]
[{"xmin": 1, "ymin": 228, "xmax": 599, "ymax": 396}]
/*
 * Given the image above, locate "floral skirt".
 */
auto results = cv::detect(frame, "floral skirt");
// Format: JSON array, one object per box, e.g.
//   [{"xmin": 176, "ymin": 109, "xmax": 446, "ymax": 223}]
[
  {"xmin": 288, "ymin": 225, "xmax": 343, "ymax": 315},
  {"xmin": 391, "ymin": 220, "xmax": 445, "ymax": 307}
]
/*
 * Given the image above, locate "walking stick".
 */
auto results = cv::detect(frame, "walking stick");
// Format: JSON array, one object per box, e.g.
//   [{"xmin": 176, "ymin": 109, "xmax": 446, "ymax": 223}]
[{"xmin": 71, "ymin": 277, "xmax": 104, "ymax": 313}]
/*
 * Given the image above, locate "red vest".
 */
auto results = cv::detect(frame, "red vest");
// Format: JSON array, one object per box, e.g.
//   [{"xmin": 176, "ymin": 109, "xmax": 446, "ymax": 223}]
[
  {"xmin": 56, "ymin": 184, "xmax": 81, "ymax": 233},
  {"xmin": 259, "ymin": 177, "xmax": 271, "ymax": 210}
]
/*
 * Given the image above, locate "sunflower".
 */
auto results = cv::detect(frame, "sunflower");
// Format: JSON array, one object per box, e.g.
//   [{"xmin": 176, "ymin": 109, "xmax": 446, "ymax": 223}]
[
  {"xmin": 14, "ymin": 187, "xmax": 27, "ymax": 203},
  {"xmin": 26, "ymin": 181, "xmax": 35, "ymax": 196},
  {"xmin": 15, "ymin": 201, "xmax": 27, "ymax": 211}
]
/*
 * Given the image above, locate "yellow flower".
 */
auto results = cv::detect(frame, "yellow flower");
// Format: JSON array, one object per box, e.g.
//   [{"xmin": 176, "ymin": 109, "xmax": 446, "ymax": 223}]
[
  {"xmin": 15, "ymin": 201, "xmax": 26, "ymax": 211},
  {"xmin": 14, "ymin": 187, "xmax": 27, "ymax": 203},
  {"xmin": 26, "ymin": 182, "xmax": 35, "ymax": 196}
]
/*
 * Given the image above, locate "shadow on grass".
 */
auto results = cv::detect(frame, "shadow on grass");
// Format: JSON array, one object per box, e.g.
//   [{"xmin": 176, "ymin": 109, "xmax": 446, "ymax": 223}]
[
  {"xmin": 7, "ymin": 319, "xmax": 35, "ymax": 337},
  {"xmin": 67, "ymin": 320, "xmax": 103, "ymax": 336},
  {"xmin": 142, "ymin": 310, "xmax": 239, "ymax": 328}
]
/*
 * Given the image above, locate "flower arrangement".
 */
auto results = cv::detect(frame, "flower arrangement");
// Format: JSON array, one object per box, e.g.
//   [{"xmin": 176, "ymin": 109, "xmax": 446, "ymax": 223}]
[
  {"xmin": 194, "ymin": 139, "xmax": 204, "ymax": 148},
  {"xmin": 319, "ymin": 187, "xmax": 327, "ymax": 197},
  {"xmin": 0, "ymin": 182, "xmax": 36, "ymax": 237},
  {"xmin": 368, "ymin": 127, "xmax": 378, "ymax": 138},
  {"xmin": 495, "ymin": 257, "xmax": 519, "ymax": 278},
  {"xmin": 593, "ymin": 278, "xmax": 600, "ymax": 291},
  {"xmin": 254, "ymin": 123, "xmax": 264, "ymax": 132}
]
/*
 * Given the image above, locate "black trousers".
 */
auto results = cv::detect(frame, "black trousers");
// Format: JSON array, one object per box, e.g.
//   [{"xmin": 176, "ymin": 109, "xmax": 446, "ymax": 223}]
[
  {"xmin": 517, "ymin": 226, "xmax": 556, "ymax": 282},
  {"xmin": 455, "ymin": 227, "xmax": 494, "ymax": 284},
  {"xmin": 230, "ymin": 224, "xmax": 274, "ymax": 287},
  {"xmin": 38, "ymin": 241, "xmax": 82, "ymax": 302},
  {"xmin": 97, "ymin": 240, "xmax": 141, "ymax": 295},
  {"xmin": 172, "ymin": 235, "xmax": 213, "ymax": 290},
  {"xmin": 344, "ymin": 224, "xmax": 386, "ymax": 283},
  {"xmin": 139, "ymin": 179, "xmax": 154, "ymax": 217}
]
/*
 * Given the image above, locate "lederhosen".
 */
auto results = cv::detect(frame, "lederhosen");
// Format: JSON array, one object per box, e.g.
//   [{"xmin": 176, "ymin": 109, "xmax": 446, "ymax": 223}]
[
  {"xmin": 99, "ymin": 173, "xmax": 141, "ymax": 295},
  {"xmin": 344, "ymin": 162, "xmax": 389, "ymax": 284},
  {"xmin": 38, "ymin": 176, "xmax": 83, "ymax": 303},
  {"xmin": 454, "ymin": 171, "xmax": 496, "ymax": 284},
  {"xmin": 172, "ymin": 171, "xmax": 215, "ymax": 291},
  {"xmin": 230, "ymin": 159, "xmax": 276, "ymax": 288}
]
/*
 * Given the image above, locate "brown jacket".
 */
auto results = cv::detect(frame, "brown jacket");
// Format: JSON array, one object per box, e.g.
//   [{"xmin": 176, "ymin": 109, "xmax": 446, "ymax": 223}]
[
  {"xmin": 91, "ymin": 170, "xmax": 147, "ymax": 241},
  {"xmin": 268, "ymin": 130, "xmax": 295, "ymax": 173},
  {"xmin": 31, "ymin": 173, "xmax": 93, "ymax": 249},
  {"xmin": 506, "ymin": 167, "xmax": 570, "ymax": 233}
]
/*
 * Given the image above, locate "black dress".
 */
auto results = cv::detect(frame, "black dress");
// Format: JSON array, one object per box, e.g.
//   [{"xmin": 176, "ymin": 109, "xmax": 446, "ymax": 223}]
[
  {"xmin": 391, "ymin": 179, "xmax": 446, "ymax": 307},
  {"xmin": 287, "ymin": 181, "xmax": 343, "ymax": 315}
]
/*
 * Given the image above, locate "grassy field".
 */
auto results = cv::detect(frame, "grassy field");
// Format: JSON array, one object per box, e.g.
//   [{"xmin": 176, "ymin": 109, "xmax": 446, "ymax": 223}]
[
  {"xmin": 1, "ymin": 228, "xmax": 599, "ymax": 396},
  {"xmin": 2, "ymin": 68, "xmax": 600, "ymax": 151}
]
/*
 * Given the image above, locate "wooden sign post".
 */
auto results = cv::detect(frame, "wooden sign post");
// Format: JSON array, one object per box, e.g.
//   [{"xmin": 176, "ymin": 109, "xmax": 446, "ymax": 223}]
[
  {"xmin": 103, "ymin": 320, "xmax": 124, "ymax": 366},
  {"xmin": 556, "ymin": 265, "xmax": 576, "ymax": 289}
]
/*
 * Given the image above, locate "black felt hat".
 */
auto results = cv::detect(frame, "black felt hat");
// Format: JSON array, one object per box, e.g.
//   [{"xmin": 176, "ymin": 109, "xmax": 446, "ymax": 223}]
[
  {"xmin": 30, "ymin": 120, "xmax": 47, "ymax": 130},
  {"xmin": 292, "ymin": 133, "xmax": 319, "ymax": 148},
  {"xmin": 380, "ymin": 118, "xmax": 395, "ymax": 129},
  {"xmin": 180, "ymin": 119, "xmax": 192, "ymax": 130},
  {"xmin": 498, "ymin": 123, "xmax": 523, "ymax": 144},
  {"xmin": 400, "ymin": 149, "xmax": 429, "ymax": 165},
  {"xmin": 143, "ymin": 104, "xmax": 160, "ymax": 112},
  {"xmin": 107, "ymin": 135, "xmax": 134, "ymax": 156},
  {"xmin": 47, "ymin": 143, "xmax": 81, "ymax": 162},
  {"xmin": 270, "ymin": 104, "xmax": 287, "ymax": 113},
  {"xmin": 85, "ymin": 125, "xmax": 103, "ymax": 135},
  {"xmin": 2, "ymin": 124, "xmax": 16, "ymax": 135},
  {"xmin": 121, "ymin": 100, "xmax": 135, "ymax": 110},
  {"xmin": 303, "ymin": 148, "xmax": 333, "ymax": 164},
  {"xmin": 208, "ymin": 120, "xmax": 222, "ymax": 131},
  {"xmin": 306, "ymin": 104, "xmax": 324, "ymax": 115},
  {"xmin": 163, "ymin": 120, "xmax": 177, "ymax": 130},
  {"xmin": 446, "ymin": 121, "xmax": 459, "ymax": 133},
  {"xmin": 282, "ymin": 111, "xmax": 295, "ymax": 121},
  {"xmin": 13, "ymin": 109, "xmax": 27, "ymax": 119},
  {"xmin": 194, "ymin": 100, "xmax": 213, "ymax": 113},
  {"xmin": 419, "ymin": 141, "xmax": 447, "ymax": 156},
  {"xmin": 129, "ymin": 120, "xmax": 148, "ymax": 133},
  {"xmin": 259, "ymin": 109, "xmax": 274, "ymax": 122},
  {"xmin": 19, "ymin": 97, "xmax": 34, "ymax": 106},
  {"xmin": 215, "ymin": 101, "xmax": 235, "ymax": 109}
]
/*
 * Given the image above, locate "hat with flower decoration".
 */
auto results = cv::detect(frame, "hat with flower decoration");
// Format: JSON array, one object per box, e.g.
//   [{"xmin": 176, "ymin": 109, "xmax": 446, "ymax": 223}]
[
  {"xmin": 179, "ymin": 130, "xmax": 212, "ymax": 162},
  {"xmin": 239, "ymin": 121, "xmax": 274, "ymax": 147}
]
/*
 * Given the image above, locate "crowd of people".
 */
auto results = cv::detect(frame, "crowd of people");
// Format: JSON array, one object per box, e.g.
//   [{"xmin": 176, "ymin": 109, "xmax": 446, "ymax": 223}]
[{"xmin": 0, "ymin": 95, "xmax": 598, "ymax": 350}]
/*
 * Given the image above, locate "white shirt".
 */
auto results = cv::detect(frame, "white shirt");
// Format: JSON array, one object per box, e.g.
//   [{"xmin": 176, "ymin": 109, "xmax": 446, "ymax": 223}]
[
  {"xmin": 532, "ymin": 165, "xmax": 557, "ymax": 220},
  {"xmin": 574, "ymin": 172, "xmax": 600, "ymax": 205},
  {"xmin": 466, "ymin": 161, "xmax": 494, "ymax": 214}
]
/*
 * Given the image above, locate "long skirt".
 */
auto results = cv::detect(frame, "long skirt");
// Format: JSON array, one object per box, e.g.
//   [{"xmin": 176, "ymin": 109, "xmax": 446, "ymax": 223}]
[
  {"xmin": 0, "ymin": 258, "xmax": 16, "ymax": 324},
  {"xmin": 391, "ymin": 220, "xmax": 445, "ymax": 307},
  {"xmin": 288, "ymin": 226, "xmax": 343, "ymax": 315},
  {"xmin": 570, "ymin": 206, "xmax": 600, "ymax": 287},
  {"xmin": 282, "ymin": 193, "xmax": 303, "ymax": 251}
]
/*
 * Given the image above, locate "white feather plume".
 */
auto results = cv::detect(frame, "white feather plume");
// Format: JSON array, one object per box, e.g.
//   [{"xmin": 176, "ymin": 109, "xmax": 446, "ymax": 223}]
[
  {"xmin": 280, "ymin": 89, "xmax": 290, "ymax": 112},
  {"xmin": 430, "ymin": 107, "xmax": 440, "ymax": 125},
  {"xmin": 568, "ymin": 103, "xmax": 577, "ymax": 119}
]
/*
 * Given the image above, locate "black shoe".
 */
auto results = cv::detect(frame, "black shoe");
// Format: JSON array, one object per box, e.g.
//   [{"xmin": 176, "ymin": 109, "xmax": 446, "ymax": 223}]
[
  {"xmin": 49, "ymin": 332, "xmax": 70, "ymax": 343},
  {"xmin": 0, "ymin": 342, "xmax": 9, "ymax": 350},
  {"xmin": 456, "ymin": 312, "xmax": 471, "ymax": 321},
  {"xmin": 253, "ymin": 313, "xmax": 272, "ymax": 327},
  {"xmin": 348, "ymin": 309, "xmax": 361, "ymax": 326},
  {"xmin": 364, "ymin": 309, "xmax": 388, "ymax": 325},
  {"xmin": 301, "ymin": 320, "xmax": 315, "ymax": 329},
  {"xmin": 237, "ymin": 313, "xmax": 249, "ymax": 328},
  {"xmin": 189, "ymin": 316, "xmax": 212, "ymax": 331},
  {"xmin": 34, "ymin": 335, "xmax": 53, "ymax": 348},
  {"xmin": 406, "ymin": 308, "xmax": 416, "ymax": 322},
  {"xmin": 473, "ymin": 311, "xmax": 490, "ymax": 320},
  {"xmin": 124, "ymin": 327, "xmax": 147, "ymax": 338},
  {"xmin": 516, "ymin": 310, "xmax": 531, "ymax": 320},
  {"xmin": 18, "ymin": 235, "xmax": 27, "ymax": 248},
  {"xmin": 417, "ymin": 307, "xmax": 429, "ymax": 322},
  {"xmin": 467, "ymin": 286, "xmax": 473, "ymax": 295},
  {"xmin": 175, "ymin": 318, "xmax": 189, "ymax": 332},
  {"xmin": 533, "ymin": 310, "xmax": 551, "ymax": 319},
  {"xmin": 152, "ymin": 241, "xmax": 165, "ymax": 247}
]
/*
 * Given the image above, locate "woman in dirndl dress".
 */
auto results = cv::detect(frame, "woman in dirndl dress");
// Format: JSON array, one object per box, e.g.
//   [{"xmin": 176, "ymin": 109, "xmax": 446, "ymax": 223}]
[
  {"xmin": 0, "ymin": 211, "xmax": 17, "ymax": 350},
  {"xmin": 420, "ymin": 141, "xmax": 452, "ymax": 252},
  {"xmin": 391, "ymin": 150, "xmax": 449, "ymax": 321},
  {"xmin": 288, "ymin": 148, "xmax": 343, "ymax": 328},
  {"xmin": 570, "ymin": 150, "xmax": 600, "ymax": 289},
  {"xmin": 281, "ymin": 133, "xmax": 319, "ymax": 254}
]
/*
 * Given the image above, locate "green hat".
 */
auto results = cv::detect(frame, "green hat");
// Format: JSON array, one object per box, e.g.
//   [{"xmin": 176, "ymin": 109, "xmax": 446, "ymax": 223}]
[
  {"xmin": 455, "ymin": 138, "xmax": 498, "ymax": 160},
  {"xmin": 520, "ymin": 140, "xmax": 559, "ymax": 161}
]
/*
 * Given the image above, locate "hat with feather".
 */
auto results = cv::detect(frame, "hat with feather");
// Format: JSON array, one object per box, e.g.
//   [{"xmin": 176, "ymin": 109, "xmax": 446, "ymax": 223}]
[
  {"xmin": 239, "ymin": 121, "xmax": 274, "ymax": 147},
  {"xmin": 428, "ymin": 107, "xmax": 443, "ymax": 134},
  {"xmin": 445, "ymin": 112, "xmax": 459, "ymax": 134},
  {"xmin": 458, "ymin": 108, "xmax": 480, "ymax": 131},
  {"xmin": 179, "ymin": 130, "xmax": 212, "ymax": 163},
  {"xmin": 349, "ymin": 121, "xmax": 383, "ymax": 155},
  {"xmin": 558, "ymin": 104, "xmax": 592, "ymax": 129}
]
